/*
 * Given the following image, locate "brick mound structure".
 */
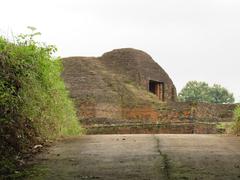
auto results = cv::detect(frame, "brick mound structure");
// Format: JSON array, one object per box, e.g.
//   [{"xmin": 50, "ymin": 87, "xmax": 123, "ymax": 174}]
[{"xmin": 62, "ymin": 48, "xmax": 236, "ymax": 134}]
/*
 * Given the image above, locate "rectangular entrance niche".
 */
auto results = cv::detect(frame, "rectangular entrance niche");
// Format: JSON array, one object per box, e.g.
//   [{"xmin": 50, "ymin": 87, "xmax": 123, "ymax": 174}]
[{"xmin": 149, "ymin": 80, "xmax": 165, "ymax": 101}]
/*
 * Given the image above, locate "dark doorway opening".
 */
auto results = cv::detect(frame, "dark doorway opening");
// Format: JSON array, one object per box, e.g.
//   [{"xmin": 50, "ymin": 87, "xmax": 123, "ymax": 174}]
[{"xmin": 149, "ymin": 80, "xmax": 164, "ymax": 101}]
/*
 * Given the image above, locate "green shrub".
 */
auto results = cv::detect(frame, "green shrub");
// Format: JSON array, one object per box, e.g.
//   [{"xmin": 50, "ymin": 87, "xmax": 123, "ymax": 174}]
[
  {"xmin": 0, "ymin": 28, "xmax": 82, "ymax": 175},
  {"xmin": 232, "ymin": 106, "xmax": 240, "ymax": 135}
]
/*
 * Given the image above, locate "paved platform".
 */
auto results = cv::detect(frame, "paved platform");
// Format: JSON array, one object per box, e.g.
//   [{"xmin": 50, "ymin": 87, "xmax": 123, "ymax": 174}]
[{"xmin": 28, "ymin": 134, "xmax": 240, "ymax": 180}]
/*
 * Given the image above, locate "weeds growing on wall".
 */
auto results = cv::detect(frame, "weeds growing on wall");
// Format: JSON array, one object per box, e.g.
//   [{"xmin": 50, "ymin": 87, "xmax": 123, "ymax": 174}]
[
  {"xmin": 0, "ymin": 27, "xmax": 81, "ymax": 176},
  {"xmin": 232, "ymin": 106, "xmax": 240, "ymax": 135}
]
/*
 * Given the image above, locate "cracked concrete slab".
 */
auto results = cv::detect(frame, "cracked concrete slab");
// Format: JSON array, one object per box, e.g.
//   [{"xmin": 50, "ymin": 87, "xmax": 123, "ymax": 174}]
[{"xmin": 26, "ymin": 134, "xmax": 240, "ymax": 180}]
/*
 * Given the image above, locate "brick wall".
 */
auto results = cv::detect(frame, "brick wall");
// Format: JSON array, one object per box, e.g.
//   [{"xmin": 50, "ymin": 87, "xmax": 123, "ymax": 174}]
[{"xmin": 78, "ymin": 102, "xmax": 236, "ymax": 126}]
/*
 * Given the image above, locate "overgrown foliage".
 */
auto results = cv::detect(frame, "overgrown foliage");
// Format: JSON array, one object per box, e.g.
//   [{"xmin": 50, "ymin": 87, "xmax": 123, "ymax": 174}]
[
  {"xmin": 232, "ymin": 106, "xmax": 240, "ymax": 135},
  {"xmin": 0, "ymin": 28, "xmax": 81, "ymax": 176},
  {"xmin": 178, "ymin": 81, "xmax": 235, "ymax": 104}
]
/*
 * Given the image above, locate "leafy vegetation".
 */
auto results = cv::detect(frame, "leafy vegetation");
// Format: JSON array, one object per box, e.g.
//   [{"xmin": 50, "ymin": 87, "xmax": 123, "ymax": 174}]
[
  {"xmin": 232, "ymin": 106, "xmax": 240, "ymax": 135},
  {"xmin": 178, "ymin": 81, "xmax": 235, "ymax": 104},
  {"xmin": 0, "ymin": 28, "xmax": 81, "ymax": 176}
]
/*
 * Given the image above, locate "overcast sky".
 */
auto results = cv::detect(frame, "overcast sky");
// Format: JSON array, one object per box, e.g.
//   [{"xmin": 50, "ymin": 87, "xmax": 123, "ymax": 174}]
[{"xmin": 1, "ymin": 0, "xmax": 240, "ymax": 101}]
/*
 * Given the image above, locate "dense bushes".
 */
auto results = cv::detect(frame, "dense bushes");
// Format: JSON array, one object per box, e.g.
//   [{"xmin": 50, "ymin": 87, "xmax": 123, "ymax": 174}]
[{"xmin": 0, "ymin": 29, "xmax": 81, "ymax": 175}]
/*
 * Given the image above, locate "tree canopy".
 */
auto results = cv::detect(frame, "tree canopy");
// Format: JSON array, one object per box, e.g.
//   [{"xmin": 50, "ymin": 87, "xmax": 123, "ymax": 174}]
[{"xmin": 178, "ymin": 81, "xmax": 235, "ymax": 104}]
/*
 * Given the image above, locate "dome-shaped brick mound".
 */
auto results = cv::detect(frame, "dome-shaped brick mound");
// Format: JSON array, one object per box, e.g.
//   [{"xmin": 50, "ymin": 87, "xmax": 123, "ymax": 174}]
[
  {"xmin": 62, "ymin": 48, "xmax": 176, "ymax": 125},
  {"xmin": 101, "ymin": 48, "xmax": 176, "ymax": 101},
  {"xmin": 62, "ymin": 48, "xmax": 235, "ymax": 134}
]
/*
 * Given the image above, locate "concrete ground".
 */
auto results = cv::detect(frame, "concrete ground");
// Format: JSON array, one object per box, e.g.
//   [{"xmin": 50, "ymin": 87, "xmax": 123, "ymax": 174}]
[{"xmin": 28, "ymin": 134, "xmax": 240, "ymax": 180}]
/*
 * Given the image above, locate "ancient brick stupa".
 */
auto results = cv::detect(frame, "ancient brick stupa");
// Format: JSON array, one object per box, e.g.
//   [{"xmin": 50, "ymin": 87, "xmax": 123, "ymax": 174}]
[
  {"xmin": 100, "ymin": 48, "xmax": 176, "ymax": 102},
  {"xmin": 62, "ymin": 48, "xmax": 176, "ymax": 124},
  {"xmin": 62, "ymin": 48, "xmax": 235, "ymax": 134}
]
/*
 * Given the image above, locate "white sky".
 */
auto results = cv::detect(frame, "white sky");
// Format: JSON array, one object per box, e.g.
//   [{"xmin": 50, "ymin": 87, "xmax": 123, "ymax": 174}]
[{"xmin": 1, "ymin": 0, "xmax": 240, "ymax": 101}]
